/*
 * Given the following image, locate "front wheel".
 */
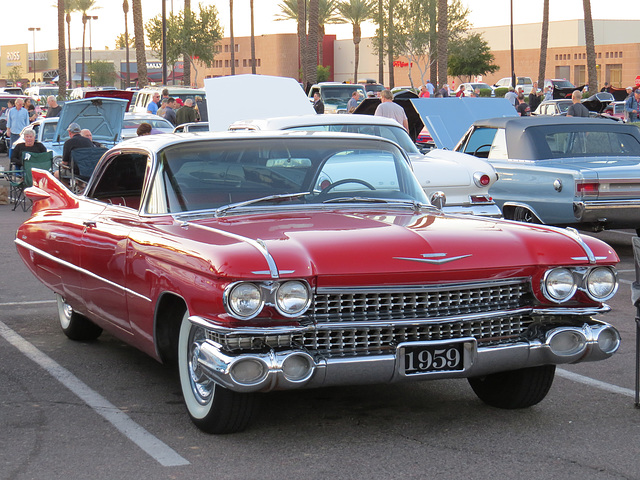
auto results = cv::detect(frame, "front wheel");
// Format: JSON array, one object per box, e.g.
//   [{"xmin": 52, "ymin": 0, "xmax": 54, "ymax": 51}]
[
  {"xmin": 178, "ymin": 311, "xmax": 258, "ymax": 434},
  {"xmin": 56, "ymin": 294, "xmax": 102, "ymax": 341},
  {"xmin": 468, "ymin": 365, "xmax": 556, "ymax": 409}
]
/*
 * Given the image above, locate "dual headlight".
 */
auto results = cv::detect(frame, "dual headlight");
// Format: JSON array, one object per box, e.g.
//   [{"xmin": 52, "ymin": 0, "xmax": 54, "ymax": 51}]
[
  {"xmin": 542, "ymin": 266, "xmax": 617, "ymax": 303},
  {"xmin": 224, "ymin": 280, "xmax": 311, "ymax": 320}
]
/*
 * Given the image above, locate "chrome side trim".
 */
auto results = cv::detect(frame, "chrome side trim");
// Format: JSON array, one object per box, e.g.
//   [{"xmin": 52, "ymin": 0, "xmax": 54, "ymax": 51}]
[
  {"xmin": 186, "ymin": 223, "xmax": 280, "ymax": 279},
  {"xmin": 14, "ymin": 238, "xmax": 152, "ymax": 302}
]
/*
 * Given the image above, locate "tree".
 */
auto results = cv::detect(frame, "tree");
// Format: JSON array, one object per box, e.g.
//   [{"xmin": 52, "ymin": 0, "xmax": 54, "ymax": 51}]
[
  {"xmin": 131, "ymin": 0, "xmax": 148, "ymax": 87},
  {"xmin": 183, "ymin": 0, "xmax": 191, "ymax": 86},
  {"xmin": 89, "ymin": 61, "xmax": 117, "ymax": 86},
  {"xmin": 57, "ymin": 0, "xmax": 67, "ymax": 98},
  {"xmin": 275, "ymin": 1, "xmax": 343, "ymax": 79},
  {"xmin": 375, "ymin": 0, "xmax": 383, "ymax": 84},
  {"xmin": 390, "ymin": 0, "xmax": 469, "ymax": 89},
  {"xmin": 537, "ymin": 0, "xmax": 549, "ymax": 89},
  {"xmin": 297, "ymin": 0, "xmax": 307, "ymax": 86},
  {"xmin": 250, "ymin": 0, "xmax": 256, "ymax": 74},
  {"xmin": 147, "ymin": 4, "xmax": 223, "ymax": 86},
  {"xmin": 8, "ymin": 67, "xmax": 22, "ymax": 86},
  {"xmin": 116, "ymin": 33, "xmax": 136, "ymax": 49},
  {"xmin": 76, "ymin": 0, "xmax": 99, "ymax": 87},
  {"xmin": 307, "ymin": 0, "xmax": 319, "ymax": 85},
  {"xmin": 123, "ymin": 0, "xmax": 131, "ymax": 88},
  {"xmin": 448, "ymin": 32, "xmax": 499, "ymax": 82},
  {"xmin": 437, "ymin": 0, "xmax": 447, "ymax": 89},
  {"xmin": 230, "ymin": 0, "xmax": 235, "ymax": 75},
  {"xmin": 59, "ymin": 0, "xmax": 78, "ymax": 88},
  {"xmin": 337, "ymin": 0, "xmax": 375, "ymax": 83},
  {"xmin": 583, "ymin": 0, "xmax": 597, "ymax": 92},
  {"xmin": 388, "ymin": 0, "xmax": 394, "ymax": 88}
]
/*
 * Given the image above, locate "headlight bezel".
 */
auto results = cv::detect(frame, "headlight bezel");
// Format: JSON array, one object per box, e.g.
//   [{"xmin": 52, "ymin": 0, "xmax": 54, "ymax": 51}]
[
  {"xmin": 542, "ymin": 267, "xmax": 577, "ymax": 303},
  {"xmin": 224, "ymin": 280, "xmax": 312, "ymax": 320},
  {"xmin": 584, "ymin": 266, "xmax": 618, "ymax": 302}
]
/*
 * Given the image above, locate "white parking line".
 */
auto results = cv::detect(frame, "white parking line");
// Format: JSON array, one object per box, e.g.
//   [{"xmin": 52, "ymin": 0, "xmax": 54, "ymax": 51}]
[
  {"xmin": 557, "ymin": 368, "xmax": 635, "ymax": 398},
  {"xmin": 0, "ymin": 300, "xmax": 57, "ymax": 306},
  {"xmin": 0, "ymin": 320, "xmax": 189, "ymax": 467}
]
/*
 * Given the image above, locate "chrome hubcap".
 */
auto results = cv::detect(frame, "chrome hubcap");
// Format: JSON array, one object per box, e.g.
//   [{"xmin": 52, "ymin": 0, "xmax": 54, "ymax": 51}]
[{"xmin": 187, "ymin": 328, "xmax": 213, "ymax": 405}]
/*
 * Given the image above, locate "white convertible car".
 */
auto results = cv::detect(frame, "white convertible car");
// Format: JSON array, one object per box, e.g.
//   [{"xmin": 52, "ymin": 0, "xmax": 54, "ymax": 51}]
[{"xmin": 229, "ymin": 114, "xmax": 502, "ymax": 217}]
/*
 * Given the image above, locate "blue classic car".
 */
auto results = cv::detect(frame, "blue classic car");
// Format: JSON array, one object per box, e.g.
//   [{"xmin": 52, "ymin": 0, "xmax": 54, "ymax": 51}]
[{"xmin": 412, "ymin": 98, "xmax": 640, "ymax": 233}]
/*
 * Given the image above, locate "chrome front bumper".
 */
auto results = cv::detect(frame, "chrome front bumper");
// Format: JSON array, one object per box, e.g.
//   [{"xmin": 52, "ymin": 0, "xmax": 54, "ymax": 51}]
[
  {"xmin": 190, "ymin": 319, "xmax": 620, "ymax": 393},
  {"xmin": 574, "ymin": 199, "xmax": 640, "ymax": 225}
]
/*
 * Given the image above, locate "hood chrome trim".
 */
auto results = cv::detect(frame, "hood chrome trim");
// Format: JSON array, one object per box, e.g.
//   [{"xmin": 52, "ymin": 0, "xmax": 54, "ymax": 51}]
[{"xmin": 394, "ymin": 253, "xmax": 472, "ymax": 264}]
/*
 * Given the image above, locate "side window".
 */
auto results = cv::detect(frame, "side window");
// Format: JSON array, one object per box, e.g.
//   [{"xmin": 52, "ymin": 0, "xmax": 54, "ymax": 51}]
[
  {"xmin": 487, "ymin": 129, "xmax": 508, "ymax": 160},
  {"xmin": 90, "ymin": 153, "xmax": 148, "ymax": 209},
  {"xmin": 462, "ymin": 128, "xmax": 498, "ymax": 158}
]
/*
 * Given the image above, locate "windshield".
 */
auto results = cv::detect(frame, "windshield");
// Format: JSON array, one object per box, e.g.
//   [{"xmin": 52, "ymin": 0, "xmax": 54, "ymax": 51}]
[
  {"xmin": 321, "ymin": 86, "xmax": 365, "ymax": 106},
  {"xmin": 284, "ymin": 124, "xmax": 420, "ymax": 154},
  {"xmin": 145, "ymin": 137, "xmax": 427, "ymax": 214}
]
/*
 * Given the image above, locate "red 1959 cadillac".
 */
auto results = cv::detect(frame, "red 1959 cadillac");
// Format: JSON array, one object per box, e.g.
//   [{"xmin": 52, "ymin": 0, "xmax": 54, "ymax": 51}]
[{"xmin": 16, "ymin": 130, "xmax": 620, "ymax": 433}]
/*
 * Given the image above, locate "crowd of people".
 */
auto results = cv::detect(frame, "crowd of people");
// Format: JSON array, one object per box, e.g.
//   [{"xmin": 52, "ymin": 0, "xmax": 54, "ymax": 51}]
[{"xmin": 144, "ymin": 88, "xmax": 207, "ymax": 126}]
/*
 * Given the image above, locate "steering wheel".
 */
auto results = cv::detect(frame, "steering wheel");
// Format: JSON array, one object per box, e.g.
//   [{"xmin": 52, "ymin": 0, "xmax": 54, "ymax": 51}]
[
  {"xmin": 473, "ymin": 144, "xmax": 492, "ymax": 156},
  {"xmin": 320, "ymin": 178, "xmax": 376, "ymax": 193}
]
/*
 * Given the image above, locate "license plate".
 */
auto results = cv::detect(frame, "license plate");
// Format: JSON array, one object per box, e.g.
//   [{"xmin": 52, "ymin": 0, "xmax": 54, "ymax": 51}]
[{"xmin": 402, "ymin": 341, "xmax": 469, "ymax": 375}]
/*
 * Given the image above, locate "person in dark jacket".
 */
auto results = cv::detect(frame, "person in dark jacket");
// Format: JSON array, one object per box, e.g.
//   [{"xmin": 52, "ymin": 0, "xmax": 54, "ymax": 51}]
[{"xmin": 10, "ymin": 128, "xmax": 47, "ymax": 167}]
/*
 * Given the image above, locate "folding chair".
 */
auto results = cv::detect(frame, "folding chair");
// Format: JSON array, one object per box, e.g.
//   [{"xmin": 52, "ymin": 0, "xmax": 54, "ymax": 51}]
[
  {"xmin": 69, "ymin": 147, "xmax": 108, "ymax": 193},
  {"xmin": 9, "ymin": 151, "xmax": 53, "ymax": 211}
]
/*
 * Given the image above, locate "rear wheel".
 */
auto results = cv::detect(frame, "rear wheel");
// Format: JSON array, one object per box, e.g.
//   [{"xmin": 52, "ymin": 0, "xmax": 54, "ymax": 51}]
[
  {"xmin": 177, "ymin": 311, "xmax": 258, "ymax": 434},
  {"xmin": 468, "ymin": 365, "xmax": 556, "ymax": 409},
  {"xmin": 509, "ymin": 206, "xmax": 540, "ymax": 224},
  {"xmin": 56, "ymin": 294, "xmax": 103, "ymax": 341}
]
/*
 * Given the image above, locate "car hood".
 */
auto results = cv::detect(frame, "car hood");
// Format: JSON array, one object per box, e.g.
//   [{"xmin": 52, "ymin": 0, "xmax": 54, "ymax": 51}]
[
  {"xmin": 204, "ymin": 74, "xmax": 315, "ymax": 132},
  {"xmin": 84, "ymin": 89, "xmax": 135, "ymax": 111},
  {"xmin": 410, "ymin": 98, "xmax": 518, "ymax": 150},
  {"xmin": 174, "ymin": 210, "xmax": 616, "ymax": 280},
  {"xmin": 582, "ymin": 92, "xmax": 614, "ymax": 113},
  {"xmin": 53, "ymin": 97, "xmax": 128, "ymax": 146}
]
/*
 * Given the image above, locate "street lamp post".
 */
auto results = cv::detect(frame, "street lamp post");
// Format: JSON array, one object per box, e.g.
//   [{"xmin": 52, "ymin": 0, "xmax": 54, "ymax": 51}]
[
  {"xmin": 88, "ymin": 16, "xmax": 99, "ymax": 86},
  {"xmin": 28, "ymin": 27, "xmax": 40, "ymax": 84}
]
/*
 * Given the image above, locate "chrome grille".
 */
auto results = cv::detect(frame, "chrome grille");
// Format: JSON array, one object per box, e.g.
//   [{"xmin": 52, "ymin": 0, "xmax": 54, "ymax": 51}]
[
  {"xmin": 311, "ymin": 280, "xmax": 530, "ymax": 322},
  {"xmin": 206, "ymin": 279, "xmax": 535, "ymax": 357}
]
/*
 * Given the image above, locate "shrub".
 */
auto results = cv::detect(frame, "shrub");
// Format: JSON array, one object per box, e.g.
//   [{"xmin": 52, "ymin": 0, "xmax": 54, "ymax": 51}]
[
  {"xmin": 493, "ymin": 87, "xmax": 508, "ymax": 98},
  {"xmin": 478, "ymin": 88, "xmax": 493, "ymax": 97}
]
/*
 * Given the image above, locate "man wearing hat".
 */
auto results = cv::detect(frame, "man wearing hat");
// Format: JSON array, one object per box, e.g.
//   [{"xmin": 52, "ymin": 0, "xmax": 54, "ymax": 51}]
[
  {"xmin": 624, "ymin": 88, "xmax": 640, "ymax": 122},
  {"xmin": 58, "ymin": 122, "xmax": 95, "ymax": 177}
]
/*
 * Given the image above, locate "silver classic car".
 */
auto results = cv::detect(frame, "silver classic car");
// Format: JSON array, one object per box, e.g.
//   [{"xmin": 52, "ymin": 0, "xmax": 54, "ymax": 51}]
[{"xmin": 413, "ymin": 98, "xmax": 640, "ymax": 233}]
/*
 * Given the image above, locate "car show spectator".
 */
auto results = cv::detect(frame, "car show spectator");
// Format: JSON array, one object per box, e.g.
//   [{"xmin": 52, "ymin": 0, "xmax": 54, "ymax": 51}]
[
  {"xmin": 195, "ymin": 95, "xmax": 208, "ymax": 122},
  {"xmin": 10, "ymin": 128, "xmax": 46, "ymax": 167},
  {"xmin": 313, "ymin": 92, "xmax": 324, "ymax": 114},
  {"xmin": 81, "ymin": 129, "xmax": 104, "ymax": 147},
  {"xmin": 515, "ymin": 93, "xmax": 531, "ymax": 116},
  {"xmin": 625, "ymin": 88, "xmax": 640, "ymax": 122},
  {"xmin": 528, "ymin": 82, "xmax": 542, "ymax": 111},
  {"xmin": 455, "ymin": 85, "xmax": 465, "ymax": 97},
  {"xmin": 419, "ymin": 85, "xmax": 430, "ymax": 98},
  {"xmin": 347, "ymin": 91, "xmax": 360, "ymax": 113},
  {"xmin": 146, "ymin": 92, "xmax": 161, "ymax": 115},
  {"xmin": 544, "ymin": 86, "xmax": 553, "ymax": 101},
  {"xmin": 601, "ymin": 82, "xmax": 609, "ymax": 92},
  {"xmin": 425, "ymin": 80, "xmax": 435, "ymax": 96},
  {"xmin": 136, "ymin": 122, "xmax": 153, "ymax": 136},
  {"xmin": 6, "ymin": 98, "xmax": 29, "ymax": 157},
  {"xmin": 374, "ymin": 89, "xmax": 409, "ymax": 131},
  {"xmin": 504, "ymin": 86, "xmax": 517, "ymax": 107},
  {"xmin": 55, "ymin": 122, "xmax": 95, "ymax": 178},
  {"xmin": 176, "ymin": 98, "xmax": 197, "ymax": 125},
  {"xmin": 163, "ymin": 98, "xmax": 178, "ymax": 126},
  {"xmin": 45, "ymin": 95, "xmax": 62, "ymax": 118},
  {"xmin": 566, "ymin": 90, "xmax": 590, "ymax": 117},
  {"xmin": 438, "ymin": 84, "xmax": 449, "ymax": 97}
]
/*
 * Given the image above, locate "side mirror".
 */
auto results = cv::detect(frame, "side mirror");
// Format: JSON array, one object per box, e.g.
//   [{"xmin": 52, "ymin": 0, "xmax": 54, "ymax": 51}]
[{"xmin": 430, "ymin": 191, "xmax": 446, "ymax": 209}]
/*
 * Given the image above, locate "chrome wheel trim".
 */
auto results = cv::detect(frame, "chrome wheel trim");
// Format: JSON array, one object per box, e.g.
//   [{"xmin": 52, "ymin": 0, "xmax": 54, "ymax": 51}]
[
  {"xmin": 187, "ymin": 327, "xmax": 214, "ymax": 405},
  {"xmin": 56, "ymin": 294, "xmax": 73, "ymax": 330}
]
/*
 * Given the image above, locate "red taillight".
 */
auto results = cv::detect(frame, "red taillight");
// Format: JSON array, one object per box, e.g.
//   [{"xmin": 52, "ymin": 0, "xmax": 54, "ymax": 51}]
[
  {"xmin": 576, "ymin": 182, "xmax": 599, "ymax": 194},
  {"xmin": 479, "ymin": 174, "xmax": 491, "ymax": 186}
]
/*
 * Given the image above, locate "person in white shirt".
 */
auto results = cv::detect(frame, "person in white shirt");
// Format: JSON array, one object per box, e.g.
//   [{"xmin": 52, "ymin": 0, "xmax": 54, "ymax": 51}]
[{"xmin": 374, "ymin": 90, "xmax": 408, "ymax": 131}]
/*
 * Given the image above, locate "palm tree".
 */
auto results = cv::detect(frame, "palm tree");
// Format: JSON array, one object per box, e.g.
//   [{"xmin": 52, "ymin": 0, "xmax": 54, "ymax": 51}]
[
  {"xmin": 230, "ymin": 0, "xmax": 235, "ymax": 75},
  {"xmin": 437, "ymin": 0, "xmax": 448, "ymax": 90},
  {"xmin": 583, "ymin": 0, "xmax": 597, "ymax": 92},
  {"xmin": 76, "ymin": 0, "xmax": 98, "ymax": 88},
  {"xmin": 337, "ymin": 0, "xmax": 375, "ymax": 84},
  {"xmin": 387, "ymin": 0, "xmax": 395, "ymax": 88},
  {"xmin": 297, "ymin": 0, "xmax": 307, "ymax": 87},
  {"xmin": 64, "ymin": 0, "xmax": 77, "ymax": 88},
  {"xmin": 537, "ymin": 0, "xmax": 549, "ymax": 89},
  {"xmin": 131, "ymin": 0, "xmax": 148, "ymax": 87},
  {"xmin": 57, "ymin": 0, "xmax": 67, "ymax": 98},
  {"xmin": 429, "ymin": 0, "xmax": 437, "ymax": 90},
  {"xmin": 250, "ymin": 0, "xmax": 256, "ymax": 74},
  {"xmin": 307, "ymin": 0, "xmax": 319, "ymax": 85},
  {"xmin": 275, "ymin": 0, "xmax": 342, "ymax": 75},
  {"xmin": 376, "ymin": 0, "xmax": 383, "ymax": 84},
  {"xmin": 183, "ymin": 0, "xmax": 191, "ymax": 86},
  {"xmin": 123, "ymin": 0, "xmax": 131, "ymax": 88}
]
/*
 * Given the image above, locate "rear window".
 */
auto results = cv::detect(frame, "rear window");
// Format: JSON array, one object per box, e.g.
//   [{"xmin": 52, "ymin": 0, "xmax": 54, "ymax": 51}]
[{"xmin": 529, "ymin": 126, "xmax": 640, "ymax": 158}]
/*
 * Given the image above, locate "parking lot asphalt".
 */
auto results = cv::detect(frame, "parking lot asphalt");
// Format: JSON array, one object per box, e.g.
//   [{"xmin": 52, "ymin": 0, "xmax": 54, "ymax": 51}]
[{"xmin": 1, "ymin": 150, "xmax": 639, "ymax": 480}]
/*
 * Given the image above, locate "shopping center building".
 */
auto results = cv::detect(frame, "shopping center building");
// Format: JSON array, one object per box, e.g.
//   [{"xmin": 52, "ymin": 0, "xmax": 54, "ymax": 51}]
[{"xmin": 2, "ymin": 19, "xmax": 639, "ymax": 90}]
